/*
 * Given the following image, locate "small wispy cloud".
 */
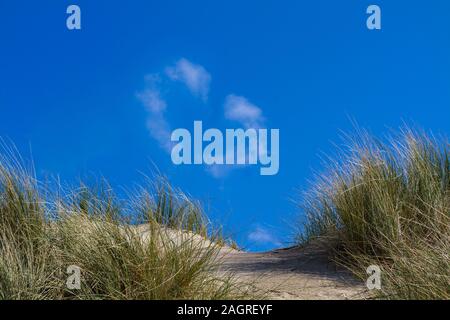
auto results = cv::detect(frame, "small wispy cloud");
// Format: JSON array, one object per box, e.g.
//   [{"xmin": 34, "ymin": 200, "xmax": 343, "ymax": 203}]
[
  {"xmin": 137, "ymin": 78, "xmax": 167, "ymax": 113},
  {"xmin": 138, "ymin": 59, "xmax": 211, "ymax": 153},
  {"xmin": 137, "ymin": 75, "xmax": 173, "ymax": 152},
  {"xmin": 247, "ymin": 226, "xmax": 281, "ymax": 247},
  {"xmin": 205, "ymin": 164, "xmax": 234, "ymax": 179},
  {"xmin": 216, "ymin": 94, "xmax": 266, "ymax": 178},
  {"xmin": 224, "ymin": 94, "xmax": 265, "ymax": 129},
  {"xmin": 165, "ymin": 58, "xmax": 211, "ymax": 101}
]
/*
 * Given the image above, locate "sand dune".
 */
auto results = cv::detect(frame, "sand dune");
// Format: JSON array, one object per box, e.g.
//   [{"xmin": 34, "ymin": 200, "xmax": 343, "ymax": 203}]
[
  {"xmin": 219, "ymin": 244, "xmax": 368, "ymax": 300},
  {"xmin": 134, "ymin": 224, "xmax": 367, "ymax": 300}
]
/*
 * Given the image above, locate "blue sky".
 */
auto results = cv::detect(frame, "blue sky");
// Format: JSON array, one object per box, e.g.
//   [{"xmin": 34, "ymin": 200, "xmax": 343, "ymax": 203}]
[{"xmin": 1, "ymin": 1, "xmax": 449, "ymax": 251}]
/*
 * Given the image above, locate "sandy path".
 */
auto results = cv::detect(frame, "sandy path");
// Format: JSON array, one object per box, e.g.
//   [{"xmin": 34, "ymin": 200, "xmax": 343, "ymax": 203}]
[
  {"xmin": 219, "ymin": 244, "xmax": 368, "ymax": 300},
  {"xmin": 133, "ymin": 224, "xmax": 367, "ymax": 300}
]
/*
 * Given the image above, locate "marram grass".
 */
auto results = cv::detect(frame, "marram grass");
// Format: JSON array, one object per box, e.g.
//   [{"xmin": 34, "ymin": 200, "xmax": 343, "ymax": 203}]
[
  {"xmin": 0, "ymin": 149, "xmax": 248, "ymax": 300},
  {"xmin": 297, "ymin": 127, "xmax": 449, "ymax": 299}
]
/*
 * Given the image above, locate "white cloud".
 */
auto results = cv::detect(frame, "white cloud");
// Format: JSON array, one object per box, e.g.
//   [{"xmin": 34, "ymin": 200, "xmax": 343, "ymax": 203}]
[
  {"xmin": 137, "ymin": 75, "xmax": 173, "ymax": 153},
  {"xmin": 205, "ymin": 165, "xmax": 235, "ymax": 179},
  {"xmin": 165, "ymin": 58, "xmax": 211, "ymax": 101},
  {"xmin": 204, "ymin": 95, "xmax": 267, "ymax": 179},
  {"xmin": 145, "ymin": 113, "xmax": 173, "ymax": 153},
  {"xmin": 247, "ymin": 226, "xmax": 281, "ymax": 246},
  {"xmin": 137, "ymin": 88, "xmax": 166, "ymax": 114},
  {"xmin": 137, "ymin": 61, "xmax": 269, "ymax": 180},
  {"xmin": 137, "ymin": 59, "xmax": 211, "ymax": 154},
  {"xmin": 224, "ymin": 94, "xmax": 265, "ymax": 128}
]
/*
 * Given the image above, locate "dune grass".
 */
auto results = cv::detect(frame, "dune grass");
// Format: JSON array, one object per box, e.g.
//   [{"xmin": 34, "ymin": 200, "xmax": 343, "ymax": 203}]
[
  {"xmin": 0, "ymin": 149, "xmax": 246, "ymax": 300},
  {"xmin": 297, "ymin": 127, "xmax": 449, "ymax": 299}
]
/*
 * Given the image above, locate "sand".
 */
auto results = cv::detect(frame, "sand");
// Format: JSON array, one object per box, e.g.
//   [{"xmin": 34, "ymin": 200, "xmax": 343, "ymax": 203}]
[
  {"xmin": 134, "ymin": 224, "xmax": 368, "ymax": 300},
  {"xmin": 219, "ymin": 244, "xmax": 368, "ymax": 300}
]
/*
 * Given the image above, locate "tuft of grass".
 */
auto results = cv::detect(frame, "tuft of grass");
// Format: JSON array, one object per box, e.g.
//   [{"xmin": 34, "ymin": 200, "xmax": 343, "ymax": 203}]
[
  {"xmin": 297, "ymin": 127, "xmax": 449, "ymax": 300},
  {"xmin": 0, "ymin": 149, "xmax": 248, "ymax": 300}
]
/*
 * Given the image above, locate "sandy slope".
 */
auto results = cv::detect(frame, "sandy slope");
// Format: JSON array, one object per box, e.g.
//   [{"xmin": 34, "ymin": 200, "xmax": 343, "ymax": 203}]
[
  {"xmin": 219, "ymin": 244, "xmax": 368, "ymax": 300},
  {"xmin": 134, "ymin": 224, "xmax": 367, "ymax": 300}
]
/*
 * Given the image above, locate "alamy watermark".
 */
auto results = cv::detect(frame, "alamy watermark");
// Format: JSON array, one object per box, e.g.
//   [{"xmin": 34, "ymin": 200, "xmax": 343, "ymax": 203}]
[
  {"xmin": 367, "ymin": 5, "xmax": 381, "ymax": 30},
  {"xmin": 65, "ymin": 5, "xmax": 380, "ymax": 31},
  {"xmin": 66, "ymin": 265, "xmax": 81, "ymax": 290},
  {"xmin": 66, "ymin": 5, "xmax": 81, "ymax": 30},
  {"xmin": 366, "ymin": 265, "xmax": 381, "ymax": 290},
  {"xmin": 171, "ymin": 121, "xmax": 279, "ymax": 176}
]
